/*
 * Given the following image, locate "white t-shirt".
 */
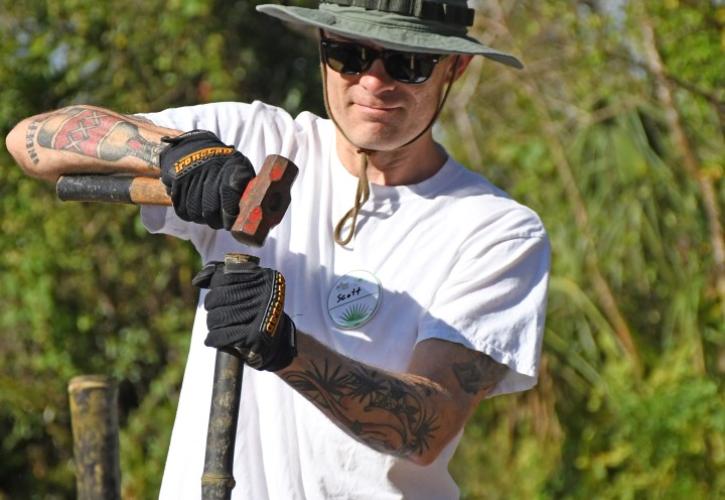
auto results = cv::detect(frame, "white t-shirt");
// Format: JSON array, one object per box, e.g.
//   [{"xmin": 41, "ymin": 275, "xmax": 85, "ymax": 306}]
[{"xmin": 140, "ymin": 101, "xmax": 550, "ymax": 499}]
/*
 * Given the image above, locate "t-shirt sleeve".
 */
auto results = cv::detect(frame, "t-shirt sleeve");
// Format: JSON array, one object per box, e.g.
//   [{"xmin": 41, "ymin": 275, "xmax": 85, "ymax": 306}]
[{"xmin": 417, "ymin": 218, "xmax": 550, "ymax": 397}]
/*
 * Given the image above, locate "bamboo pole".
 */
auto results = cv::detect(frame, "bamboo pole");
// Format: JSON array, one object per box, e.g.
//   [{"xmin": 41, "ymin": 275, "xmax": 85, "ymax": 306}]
[{"xmin": 68, "ymin": 375, "xmax": 121, "ymax": 500}]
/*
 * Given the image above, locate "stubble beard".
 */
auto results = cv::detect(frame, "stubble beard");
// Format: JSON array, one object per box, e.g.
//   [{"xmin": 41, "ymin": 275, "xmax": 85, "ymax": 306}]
[
  {"xmin": 325, "ymin": 70, "xmax": 445, "ymax": 153},
  {"xmin": 338, "ymin": 102, "xmax": 436, "ymax": 153}
]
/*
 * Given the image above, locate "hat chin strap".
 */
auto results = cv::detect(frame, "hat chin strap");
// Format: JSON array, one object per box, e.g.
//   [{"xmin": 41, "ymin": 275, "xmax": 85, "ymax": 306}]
[{"xmin": 324, "ymin": 56, "xmax": 460, "ymax": 247}]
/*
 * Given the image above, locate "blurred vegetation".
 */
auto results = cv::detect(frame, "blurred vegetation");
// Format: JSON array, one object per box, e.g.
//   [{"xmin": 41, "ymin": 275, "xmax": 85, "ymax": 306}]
[
  {"xmin": 0, "ymin": 1, "xmax": 322, "ymax": 498},
  {"xmin": 443, "ymin": 1, "xmax": 724, "ymax": 498},
  {"xmin": 0, "ymin": 0, "xmax": 722, "ymax": 499}
]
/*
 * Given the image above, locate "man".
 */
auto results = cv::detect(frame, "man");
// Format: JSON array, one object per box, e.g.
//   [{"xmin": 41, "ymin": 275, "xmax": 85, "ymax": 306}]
[{"xmin": 6, "ymin": 1, "xmax": 550, "ymax": 498}]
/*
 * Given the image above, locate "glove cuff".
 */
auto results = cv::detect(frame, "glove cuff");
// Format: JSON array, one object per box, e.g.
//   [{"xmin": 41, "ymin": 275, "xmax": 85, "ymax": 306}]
[
  {"xmin": 160, "ymin": 130, "xmax": 236, "ymax": 180},
  {"xmin": 261, "ymin": 316, "xmax": 297, "ymax": 372}
]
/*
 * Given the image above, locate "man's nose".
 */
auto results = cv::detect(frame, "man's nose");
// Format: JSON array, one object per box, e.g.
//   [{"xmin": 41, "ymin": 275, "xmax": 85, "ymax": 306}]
[{"xmin": 359, "ymin": 58, "xmax": 396, "ymax": 93}]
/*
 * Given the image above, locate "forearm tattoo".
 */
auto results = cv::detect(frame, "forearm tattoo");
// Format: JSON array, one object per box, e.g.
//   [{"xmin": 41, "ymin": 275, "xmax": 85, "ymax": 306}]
[
  {"xmin": 452, "ymin": 353, "xmax": 508, "ymax": 395},
  {"xmin": 283, "ymin": 360, "xmax": 440, "ymax": 458},
  {"xmin": 28, "ymin": 106, "xmax": 164, "ymax": 166},
  {"xmin": 25, "ymin": 119, "xmax": 42, "ymax": 164}
]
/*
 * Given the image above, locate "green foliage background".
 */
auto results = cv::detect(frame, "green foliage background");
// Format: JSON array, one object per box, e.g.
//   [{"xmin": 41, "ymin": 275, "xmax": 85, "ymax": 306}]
[{"xmin": 0, "ymin": 0, "xmax": 722, "ymax": 498}]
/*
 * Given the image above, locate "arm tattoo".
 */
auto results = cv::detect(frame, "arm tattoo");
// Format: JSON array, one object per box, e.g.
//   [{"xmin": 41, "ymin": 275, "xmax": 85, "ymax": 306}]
[
  {"xmin": 31, "ymin": 106, "xmax": 164, "ymax": 166},
  {"xmin": 25, "ymin": 119, "xmax": 42, "ymax": 165},
  {"xmin": 283, "ymin": 360, "xmax": 440, "ymax": 458},
  {"xmin": 452, "ymin": 353, "xmax": 508, "ymax": 395}
]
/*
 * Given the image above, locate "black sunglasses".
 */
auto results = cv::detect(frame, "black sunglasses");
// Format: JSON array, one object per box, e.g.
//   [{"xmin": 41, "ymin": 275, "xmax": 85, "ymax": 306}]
[{"xmin": 320, "ymin": 38, "xmax": 446, "ymax": 85}]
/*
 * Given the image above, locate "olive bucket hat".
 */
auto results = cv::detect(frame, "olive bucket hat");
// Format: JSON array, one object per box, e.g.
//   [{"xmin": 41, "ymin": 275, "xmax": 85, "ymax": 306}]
[{"xmin": 256, "ymin": 0, "xmax": 523, "ymax": 69}]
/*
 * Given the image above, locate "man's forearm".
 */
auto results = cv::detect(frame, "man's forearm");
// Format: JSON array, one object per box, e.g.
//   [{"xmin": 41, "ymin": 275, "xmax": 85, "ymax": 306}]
[
  {"xmin": 6, "ymin": 105, "xmax": 180, "ymax": 181},
  {"xmin": 278, "ymin": 333, "xmax": 459, "ymax": 465}
]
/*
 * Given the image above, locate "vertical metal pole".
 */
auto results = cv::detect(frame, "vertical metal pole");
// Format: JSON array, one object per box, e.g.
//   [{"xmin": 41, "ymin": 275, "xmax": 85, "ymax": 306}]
[
  {"xmin": 201, "ymin": 253, "xmax": 260, "ymax": 500},
  {"xmin": 68, "ymin": 375, "xmax": 121, "ymax": 500}
]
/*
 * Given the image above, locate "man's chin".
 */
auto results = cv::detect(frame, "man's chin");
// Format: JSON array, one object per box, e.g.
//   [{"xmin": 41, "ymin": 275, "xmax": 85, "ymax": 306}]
[{"xmin": 345, "ymin": 123, "xmax": 406, "ymax": 151}]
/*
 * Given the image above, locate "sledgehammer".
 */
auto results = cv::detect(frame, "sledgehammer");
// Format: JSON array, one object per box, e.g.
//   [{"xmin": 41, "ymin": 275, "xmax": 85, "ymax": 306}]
[
  {"xmin": 55, "ymin": 154, "xmax": 298, "ymax": 247},
  {"xmin": 56, "ymin": 155, "xmax": 298, "ymax": 499}
]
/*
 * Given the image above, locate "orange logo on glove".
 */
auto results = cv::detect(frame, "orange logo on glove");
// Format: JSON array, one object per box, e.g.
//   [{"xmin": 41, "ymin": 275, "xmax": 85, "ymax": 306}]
[{"xmin": 173, "ymin": 146, "xmax": 235, "ymax": 174}]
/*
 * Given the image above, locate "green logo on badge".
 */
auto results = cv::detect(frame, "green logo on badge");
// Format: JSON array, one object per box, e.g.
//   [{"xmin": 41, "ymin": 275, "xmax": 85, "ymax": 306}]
[{"xmin": 327, "ymin": 271, "xmax": 382, "ymax": 329}]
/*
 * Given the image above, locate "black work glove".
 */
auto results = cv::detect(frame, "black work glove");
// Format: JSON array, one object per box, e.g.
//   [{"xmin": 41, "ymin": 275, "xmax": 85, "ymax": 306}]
[
  {"xmin": 159, "ymin": 130, "xmax": 255, "ymax": 230},
  {"xmin": 192, "ymin": 261, "xmax": 297, "ymax": 372}
]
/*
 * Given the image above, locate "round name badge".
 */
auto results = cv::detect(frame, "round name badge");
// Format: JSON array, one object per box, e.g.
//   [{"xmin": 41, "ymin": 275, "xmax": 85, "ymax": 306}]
[{"xmin": 327, "ymin": 270, "xmax": 382, "ymax": 329}]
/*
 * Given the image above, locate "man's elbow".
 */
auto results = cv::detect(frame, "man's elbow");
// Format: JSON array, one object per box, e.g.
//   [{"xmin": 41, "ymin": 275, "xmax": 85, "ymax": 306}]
[
  {"xmin": 406, "ymin": 405, "xmax": 471, "ymax": 466},
  {"xmin": 409, "ymin": 449, "xmax": 441, "ymax": 467},
  {"xmin": 7, "ymin": 121, "xmax": 35, "ymax": 173},
  {"xmin": 6, "ymin": 119, "xmax": 56, "ymax": 181},
  {"xmin": 407, "ymin": 438, "xmax": 454, "ymax": 466},
  {"xmin": 406, "ymin": 429, "xmax": 461, "ymax": 467}
]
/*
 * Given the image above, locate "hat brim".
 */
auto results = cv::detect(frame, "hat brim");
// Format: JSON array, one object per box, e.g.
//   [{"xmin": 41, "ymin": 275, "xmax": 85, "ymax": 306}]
[{"xmin": 257, "ymin": 4, "xmax": 523, "ymax": 69}]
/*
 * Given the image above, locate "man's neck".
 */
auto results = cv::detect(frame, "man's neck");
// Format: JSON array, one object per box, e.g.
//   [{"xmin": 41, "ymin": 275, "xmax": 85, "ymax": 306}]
[{"xmin": 335, "ymin": 130, "xmax": 448, "ymax": 186}]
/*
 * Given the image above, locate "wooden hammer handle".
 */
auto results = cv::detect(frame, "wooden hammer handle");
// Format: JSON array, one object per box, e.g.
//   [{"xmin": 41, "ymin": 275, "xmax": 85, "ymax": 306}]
[
  {"xmin": 57, "ymin": 175, "xmax": 171, "ymax": 205},
  {"xmin": 56, "ymin": 155, "xmax": 299, "ymax": 246}
]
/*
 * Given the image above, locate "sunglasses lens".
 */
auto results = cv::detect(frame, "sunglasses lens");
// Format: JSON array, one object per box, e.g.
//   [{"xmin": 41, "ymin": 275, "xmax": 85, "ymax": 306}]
[
  {"xmin": 323, "ymin": 42, "xmax": 369, "ymax": 75},
  {"xmin": 321, "ymin": 39, "xmax": 441, "ymax": 84},
  {"xmin": 383, "ymin": 52, "xmax": 438, "ymax": 84}
]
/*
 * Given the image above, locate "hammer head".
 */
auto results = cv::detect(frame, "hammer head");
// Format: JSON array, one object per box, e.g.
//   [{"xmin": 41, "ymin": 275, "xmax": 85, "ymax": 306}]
[{"xmin": 231, "ymin": 155, "xmax": 298, "ymax": 246}]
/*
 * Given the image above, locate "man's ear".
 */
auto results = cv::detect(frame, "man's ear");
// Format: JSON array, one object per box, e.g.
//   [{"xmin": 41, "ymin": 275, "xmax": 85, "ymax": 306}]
[{"xmin": 449, "ymin": 55, "xmax": 473, "ymax": 81}]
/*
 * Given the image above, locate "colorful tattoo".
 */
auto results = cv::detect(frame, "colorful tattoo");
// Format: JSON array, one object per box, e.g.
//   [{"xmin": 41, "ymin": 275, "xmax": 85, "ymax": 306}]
[
  {"xmin": 283, "ymin": 360, "xmax": 439, "ymax": 457},
  {"xmin": 35, "ymin": 107, "xmax": 163, "ymax": 166},
  {"xmin": 452, "ymin": 353, "xmax": 507, "ymax": 395}
]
